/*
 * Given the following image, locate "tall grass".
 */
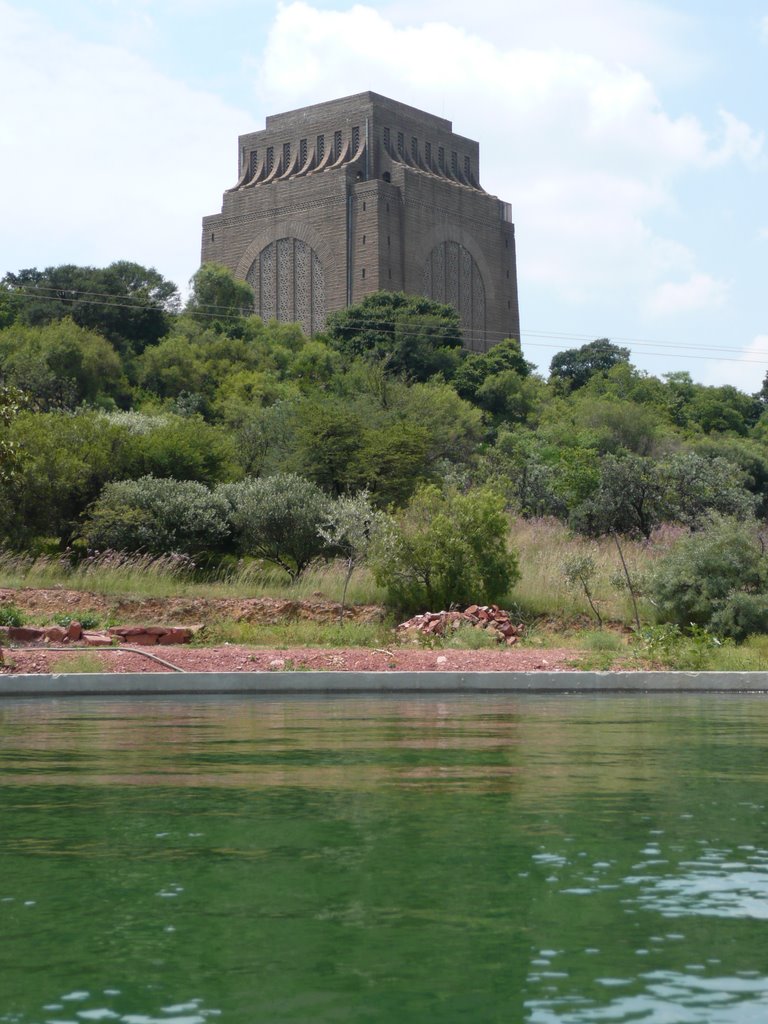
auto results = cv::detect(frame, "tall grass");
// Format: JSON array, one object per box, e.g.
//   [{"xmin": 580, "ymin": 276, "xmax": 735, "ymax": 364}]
[
  {"xmin": 0, "ymin": 549, "xmax": 386, "ymax": 604},
  {"xmin": 0, "ymin": 518, "xmax": 674, "ymax": 627},
  {"xmin": 507, "ymin": 518, "xmax": 671, "ymax": 626}
]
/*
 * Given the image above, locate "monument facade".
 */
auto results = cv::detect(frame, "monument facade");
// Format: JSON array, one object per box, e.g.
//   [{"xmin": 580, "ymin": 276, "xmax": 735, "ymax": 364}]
[{"xmin": 201, "ymin": 92, "xmax": 519, "ymax": 351}]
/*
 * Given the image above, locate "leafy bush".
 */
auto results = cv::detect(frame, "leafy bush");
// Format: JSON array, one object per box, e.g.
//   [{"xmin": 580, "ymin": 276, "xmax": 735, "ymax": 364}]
[
  {"xmin": 220, "ymin": 473, "xmax": 332, "ymax": 579},
  {"xmin": 370, "ymin": 484, "xmax": 519, "ymax": 615},
  {"xmin": 51, "ymin": 611, "xmax": 101, "ymax": 630},
  {"xmin": 84, "ymin": 476, "xmax": 230, "ymax": 555},
  {"xmin": 631, "ymin": 623, "xmax": 731, "ymax": 670},
  {"xmin": 0, "ymin": 603, "xmax": 24, "ymax": 627},
  {"xmin": 651, "ymin": 517, "xmax": 768, "ymax": 641}
]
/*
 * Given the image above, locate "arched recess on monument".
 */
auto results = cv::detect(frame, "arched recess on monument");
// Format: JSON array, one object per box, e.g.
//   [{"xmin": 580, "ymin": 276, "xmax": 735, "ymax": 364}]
[
  {"xmin": 422, "ymin": 240, "xmax": 486, "ymax": 352},
  {"xmin": 235, "ymin": 223, "xmax": 335, "ymax": 337},
  {"xmin": 245, "ymin": 238, "xmax": 326, "ymax": 337}
]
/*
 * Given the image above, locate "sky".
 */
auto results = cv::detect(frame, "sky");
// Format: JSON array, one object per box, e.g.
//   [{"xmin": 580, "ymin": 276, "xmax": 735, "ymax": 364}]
[{"xmin": 1, "ymin": 0, "xmax": 766, "ymax": 388}]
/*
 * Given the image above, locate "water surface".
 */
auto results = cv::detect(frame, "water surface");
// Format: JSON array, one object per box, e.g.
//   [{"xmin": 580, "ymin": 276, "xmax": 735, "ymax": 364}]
[{"xmin": 2, "ymin": 693, "xmax": 768, "ymax": 1022}]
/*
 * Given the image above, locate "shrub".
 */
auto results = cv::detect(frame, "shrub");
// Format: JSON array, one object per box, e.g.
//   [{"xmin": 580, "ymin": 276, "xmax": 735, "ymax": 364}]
[
  {"xmin": 220, "ymin": 473, "xmax": 332, "ymax": 579},
  {"xmin": 370, "ymin": 484, "xmax": 519, "ymax": 615},
  {"xmin": 84, "ymin": 476, "xmax": 230, "ymax": 555},
  {"xmin": 0, "ymin": 603, "xmax": 24, "ymax": 627},
  {"xmin": 651, "ymin": 517, "xmax": 768, "ymax": 641}
]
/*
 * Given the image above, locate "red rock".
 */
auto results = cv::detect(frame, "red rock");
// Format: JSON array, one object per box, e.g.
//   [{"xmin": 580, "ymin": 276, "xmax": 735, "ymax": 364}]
[
  {"xmin": 82, "ymin": 631, "xmax": 113, "ymax": 647},
  {"xmin": 67, "ymin": 621, "xmax": 82, "ymax": 642},
  {"xmin": 464, "ymin": 605, "xmax": 479, "ymax": 616},
  {"xmin": 44, "ymin": 626, "xmax": 67, "ymax": 643},
  {"xmin": 124, "ymin": 633, "xmax": 158, "ymax": 646},
  {"xmin": 8, "ymin": 626, "xmax": 45, "ymax": 642},
  {"xmin": 157, "ymin": 628, "xmax": 193, "ymax": 645}
]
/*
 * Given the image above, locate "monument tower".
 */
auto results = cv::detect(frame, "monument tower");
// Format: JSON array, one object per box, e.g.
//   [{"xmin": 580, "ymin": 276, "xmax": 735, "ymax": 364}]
[{"xmin": 201, "ymin": 91, "xmax": 520, "ymax": 350}]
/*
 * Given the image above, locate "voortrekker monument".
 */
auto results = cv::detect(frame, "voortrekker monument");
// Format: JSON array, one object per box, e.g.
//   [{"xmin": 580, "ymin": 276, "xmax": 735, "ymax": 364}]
[{"xmin": 201, "ymin": 91, "xmax": 520, "ymax": 350}]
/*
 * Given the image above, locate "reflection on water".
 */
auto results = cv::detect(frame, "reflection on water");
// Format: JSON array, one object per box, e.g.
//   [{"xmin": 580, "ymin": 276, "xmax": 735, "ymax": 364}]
[{"xmin": 2, "ymin": 694, "xmax": 768, "ymax": 1023}]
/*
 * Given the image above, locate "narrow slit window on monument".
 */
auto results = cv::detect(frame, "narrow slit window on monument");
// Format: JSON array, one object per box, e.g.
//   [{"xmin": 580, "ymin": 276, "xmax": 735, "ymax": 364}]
[
  {"xmin": 451, "ymin": 151, "xmax": 458, "ymax": 175},
  {"xmin": 283, "ymin": 142, "xmax": 291, "ymax": 166},
  {"xmin": 211, "ymin": 232, "xmax": 215, "ymax": 242},
  {"xmin": 425, "ymin": 141, "xmax": 432, "ymax": 164},
  {"xmin": 362, "ymin": 234, "xmax": 366, "ymax": 244},
  {"xmin": 383, "ymin": 172, "xmax": 391, "ymax": 183},
  {"xmin": 266, "ymin": 147, "xmax": 274, "ymax": 173},
  {"xmin": 386, "ymin": 202, "xmax": 390, "ymax": 212},
  {"xmin": 383, "ymin": 127, "xmax": 390, "ymax": 149},
  {"xmin": 397, "ymin": 131, "xmax": 404, "ymax": 155},
  {"xmin": 411, "ymin": 136, "xmax": 418, "ymax": 159},
  {"xmin": 334, "ymin": 130, "xmax": 342, "ymax": 159},
  {"xmin": 363, "ymin": 202, "xmax": 366, "ymax": 211},
  {"xmin": 249, "ymin": 150, "xmax": 258, "ymax": 177},
  {"xmin": 464, "ymin": 155, "xmax": 471, "ymax": 178},
  {"xmin": 317, "ymin": 134, "xmax": 325, "ymax": 160},
  {"xmin": 300, "ymin": 138, "xmax": 307, "ymax": 165},
  {"xmin": 362, "ymin": 268, "xmax": 366, "ymax": 279},
  {"xmin": 352, "ymin": 125, "xmax": 360, "ymax": 151},
  {"xmin": 387, "ymin": 235, "xmax": 390, "ymax": 246},
  {"xmin": 438, "ymin": 146, "xmax": 445, "ymax": 169}
]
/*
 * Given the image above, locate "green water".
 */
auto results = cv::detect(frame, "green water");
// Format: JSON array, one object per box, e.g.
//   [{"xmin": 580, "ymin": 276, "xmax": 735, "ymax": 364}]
[{"xmin": 2, "ymin": 695, "xmax": 768, "ymax": 1023}]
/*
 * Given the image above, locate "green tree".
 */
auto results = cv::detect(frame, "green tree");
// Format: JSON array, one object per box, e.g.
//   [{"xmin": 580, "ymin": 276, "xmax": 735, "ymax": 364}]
[
  {"xmin": 0, "ymin": 384, "xmax": 24, "ymax": 484},
  {"xmin": 352, "ymin": 421, "xmax": 432, "ymax": 507},
  {"xmin": 0, "ymin": 411, "xmax": 134, "ymax": 547},
  {"xmin": 186, "ymin": 264, "xmax": 255, "ymax": 332},
  {"xmin": 127, "ymin": 415, "xmax": 239, "ymax": 485},
  {"xmin": 452, "ymin": 338, "xmax": 531, "ymax": 401},
  {"xmin": 370, "ymin": 485, "xmax": 519, "ymax": 614},
  {"xmin": 325, "ymin": 291, "xmax": 463, "ymax": 382},
  {"xmin": 549, "ymin": 339, "xmax": 631, "ymax": 392},
  {"xmin": 84, "ymin": 476, "xmax": 230, "ymax": 555},
  {"xmin": 652, "ymin": 517, "xmax": 768, "ymax": 641},
  {"xmin": 2, "ymin": 262, "xmax": 179, "ymax": 355},
  {"xmin": 686, "ymin": 385, "xmax": 761, "ymax": 436},
  {"xmin": 221, "ymin": 473, "xmax": 332, "ymax": 578},
  {"xmin": 0, "ymin": 319, "xmax": 129, "ymax": 409},
  {"xmin": 318, "ymin": 490, "xmax": 386, "ymax": 621}
]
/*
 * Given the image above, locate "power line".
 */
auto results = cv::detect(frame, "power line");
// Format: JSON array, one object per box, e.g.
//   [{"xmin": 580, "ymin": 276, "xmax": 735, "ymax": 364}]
[{"xmin": 5, "ymin": 284, "xmax": 766, "ymax": 367}]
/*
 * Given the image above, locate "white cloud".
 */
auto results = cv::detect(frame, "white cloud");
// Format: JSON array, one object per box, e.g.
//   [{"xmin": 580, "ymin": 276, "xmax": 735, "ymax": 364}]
[
  {"xmin": 760, "ymin": 227, "xmax": 768, "ymax": 240},
  {"xmin": 762, "ymin": 15, "xmax": 768, "ymax": 41},
  {"xmin": 0, "ymin": 1, "xmax": 248, "ymax": 287},
  {"xmin": 646, "ymin": 274, "xmax": 729, "ymax": 316},
  {"xmin": 701, "ymin": 335, "xmax": 768, "ymax": 391},
  {"xmin": 256, "ymin": 2, "xmax": 762, "ymax": 312},
  {"xmin": 703, "ymin": 110, "xmax": 765, "ymax": 166},
  {"xmin": 382, "ymin": 0, "xmax": 697, "ymax": 81}
]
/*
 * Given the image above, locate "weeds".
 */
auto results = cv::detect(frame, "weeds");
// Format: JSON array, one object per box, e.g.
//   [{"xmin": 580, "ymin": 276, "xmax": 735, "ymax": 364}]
[
  {"xmin": 50, "ymin": 652, "xmax": 104, "ymax": 674},
  {"xmin": 0, "ymin": 603, "xmax": 25, "ymax": 627}
]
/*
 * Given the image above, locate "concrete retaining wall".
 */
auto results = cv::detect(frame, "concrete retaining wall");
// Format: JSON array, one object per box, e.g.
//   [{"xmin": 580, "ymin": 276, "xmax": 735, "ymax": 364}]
[{"xmin": 2, "ymin": 671, "xmax": 768, "ymax": 697}]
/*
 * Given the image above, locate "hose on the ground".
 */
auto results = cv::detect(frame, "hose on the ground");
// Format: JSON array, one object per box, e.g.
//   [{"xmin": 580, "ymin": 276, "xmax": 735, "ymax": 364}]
[{"xmin": 5, "ymin": 645, "xmax": 186, "ymax": 673}]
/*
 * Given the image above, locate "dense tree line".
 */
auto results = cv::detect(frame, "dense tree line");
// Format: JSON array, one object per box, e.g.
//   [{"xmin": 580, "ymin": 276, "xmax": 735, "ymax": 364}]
[{"xmin": 2, "ymin": 260, "xmax": 768, "ymax": 626}]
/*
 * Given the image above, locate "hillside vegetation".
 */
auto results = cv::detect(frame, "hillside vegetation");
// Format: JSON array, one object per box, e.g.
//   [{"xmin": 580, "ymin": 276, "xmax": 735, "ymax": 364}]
[{"xmin": 2, "ymin": 261, "xmax": 768, "ymax": 652}]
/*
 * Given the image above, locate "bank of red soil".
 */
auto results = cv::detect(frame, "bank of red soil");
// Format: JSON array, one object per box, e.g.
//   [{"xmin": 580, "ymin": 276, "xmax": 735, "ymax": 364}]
[
  {"xmin": 3, "ymin": 644, "xmax": 583, "ymax": 675},
  {"xmin": 0, "ymin": 587, "xmax": 586, "ymax": 674}
]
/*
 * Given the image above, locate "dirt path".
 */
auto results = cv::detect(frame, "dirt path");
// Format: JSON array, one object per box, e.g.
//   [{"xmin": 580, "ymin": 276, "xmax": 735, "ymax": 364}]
[{"xmin": 3, "ymin": 644, "xmax": 584, "ymax": 675}]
